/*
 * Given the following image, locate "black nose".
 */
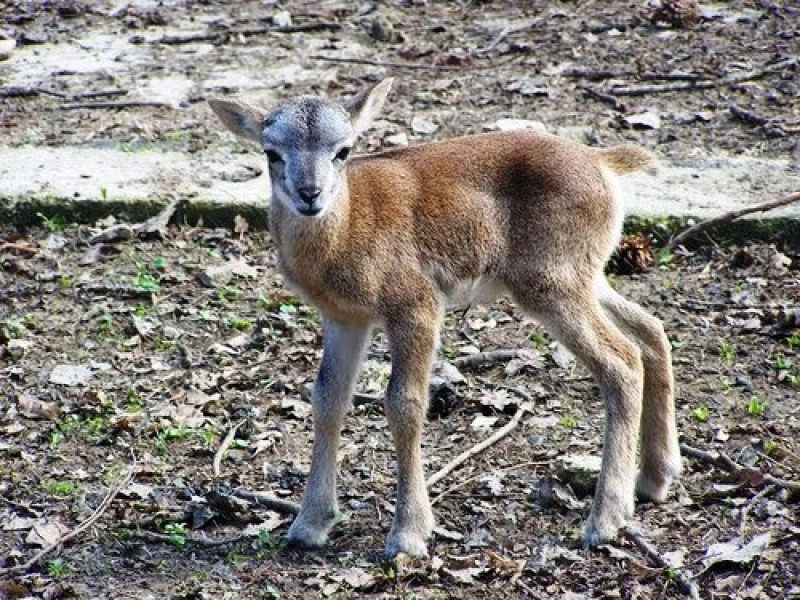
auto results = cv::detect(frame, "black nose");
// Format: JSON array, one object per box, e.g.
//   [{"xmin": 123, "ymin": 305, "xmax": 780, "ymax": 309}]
[{"xmin": 298, "ymin": 186, "xmax": 322, "ymax": 204}]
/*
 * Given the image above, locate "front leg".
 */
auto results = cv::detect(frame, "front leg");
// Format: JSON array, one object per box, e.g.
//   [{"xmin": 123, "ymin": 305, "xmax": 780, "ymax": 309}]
[
  {"xmin": 287, "ymin": 318, "xmax": 371, "ymax": 549},
  {"xmin": 383, "ymin": 303, "xmax": 440, "ymax": 558}
]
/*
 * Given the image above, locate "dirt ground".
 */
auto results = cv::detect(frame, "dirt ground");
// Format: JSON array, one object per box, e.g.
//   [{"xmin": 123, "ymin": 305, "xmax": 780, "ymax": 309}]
[{"xmin": 1, "ymin": 1, "xmax": 799, "ymax": 599}]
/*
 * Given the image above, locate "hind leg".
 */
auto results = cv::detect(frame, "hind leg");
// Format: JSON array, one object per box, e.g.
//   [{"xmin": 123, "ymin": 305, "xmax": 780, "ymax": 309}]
[
  {"xmin": 518, "ymin": 287, "xmax": 644, "ymax": 545},
  {"xmin": 597, "ymin": 280, "xmax": 681, "ymax": 502}
]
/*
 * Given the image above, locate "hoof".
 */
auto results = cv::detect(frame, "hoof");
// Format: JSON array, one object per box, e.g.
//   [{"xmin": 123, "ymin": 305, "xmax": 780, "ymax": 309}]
[
  {"xmin": 286, "ymin": 510, "xmax": 341, "ymax": 549},
  {"xmin": 384, "ymin": 531, "xmax": 429, "ymax": 559}
]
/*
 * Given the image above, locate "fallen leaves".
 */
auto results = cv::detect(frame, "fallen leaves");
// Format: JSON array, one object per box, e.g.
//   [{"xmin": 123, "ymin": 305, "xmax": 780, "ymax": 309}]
[{"xmin": 701, "ymin": 532, "xmax": 773, "ymax": 571}]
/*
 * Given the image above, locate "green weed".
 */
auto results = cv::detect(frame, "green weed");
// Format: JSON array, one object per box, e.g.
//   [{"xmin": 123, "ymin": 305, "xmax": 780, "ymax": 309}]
[
  {"xmin": 747, "ymin": 396, "xmax": 766, "ymax": 417},
  {"xmin": 719, "ymin": 340, "xmax": 736, "ymax": 365},
  {"xmin": 691, "ymin": 405, "xmax": 710, "ymax": 422}
]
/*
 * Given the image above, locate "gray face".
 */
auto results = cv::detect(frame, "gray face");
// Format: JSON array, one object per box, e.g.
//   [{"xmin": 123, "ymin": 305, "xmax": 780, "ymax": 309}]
[{"xmin": 261, "ymin": 97, "xmax": 355, "ymax": 218}]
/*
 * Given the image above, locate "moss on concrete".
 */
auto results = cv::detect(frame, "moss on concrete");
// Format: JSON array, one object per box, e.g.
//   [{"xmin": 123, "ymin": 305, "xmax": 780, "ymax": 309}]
[{"xmin": 1, "ymin": 195, "xmax": 796, "ymax": 247}]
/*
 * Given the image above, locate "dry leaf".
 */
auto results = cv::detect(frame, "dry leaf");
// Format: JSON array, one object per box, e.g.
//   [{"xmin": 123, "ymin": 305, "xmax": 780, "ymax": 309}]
[
  {"xmin": 49, "ymin": 364, "xmax": 93, "ymax": 386},
  {"xmin": 18, "ymin": 394, "xmax": 61, "ymax": 420},
  {"xmin": 470, "ymin": 414, "xmax": 498, "ymax": 432},
  {"xmin": 702, "ymin": 532, "xmax": 771, "ymax": 570}
]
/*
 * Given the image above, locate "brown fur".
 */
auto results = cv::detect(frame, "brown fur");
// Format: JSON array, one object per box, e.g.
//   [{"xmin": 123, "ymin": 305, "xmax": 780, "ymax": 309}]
[{"xmin": 209, "ymin": 80, "xmax": 681, "ymax": 559}]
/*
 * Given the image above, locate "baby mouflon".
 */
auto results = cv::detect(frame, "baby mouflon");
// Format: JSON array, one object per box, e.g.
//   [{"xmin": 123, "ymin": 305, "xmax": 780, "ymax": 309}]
[{"xmin": 209, "ymin": 78, "xmax": 681, "ymax": 559}]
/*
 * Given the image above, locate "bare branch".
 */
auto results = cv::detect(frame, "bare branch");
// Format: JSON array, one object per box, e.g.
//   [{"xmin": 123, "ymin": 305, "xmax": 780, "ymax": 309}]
[
  {"xmin": 232, "ymin": 489, "xmax": 301, "ymax": 515},
  {"xmin": 0, "ymin": 463, "xmax": 136, "ymax": 576},
  {"xmin": 622, "ymin": 527, "xmax": 700, "ymax": 599},
  {"xmin": 452, "ymin": 349, "xmax": 520, "ymax": 369},
  {"xmin": 213, "ymin": 420, "xmax": 245, "ymax": 478},
  {"xmin": 665, "ymin": 191, "xmax": 800, "ymax": 250},
  {"xmin": 427, "ymin": 402, "xmax": 531, "ymax": 488},
  {"xmin": 680, "ymin": 442, "xmax": 800, "ymax": 491}
]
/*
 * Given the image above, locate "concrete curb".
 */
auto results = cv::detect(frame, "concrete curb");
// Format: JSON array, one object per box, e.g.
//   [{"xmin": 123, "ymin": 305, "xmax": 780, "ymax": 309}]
[{"xmin": 0, "ymin": 146, "xmax": 798, "ymax": 245}]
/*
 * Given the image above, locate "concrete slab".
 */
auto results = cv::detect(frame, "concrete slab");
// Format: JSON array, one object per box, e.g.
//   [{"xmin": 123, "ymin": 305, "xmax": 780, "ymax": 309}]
[{"xmin": 0, "ymin": 145, "xmax": 798, "ymax": 225}]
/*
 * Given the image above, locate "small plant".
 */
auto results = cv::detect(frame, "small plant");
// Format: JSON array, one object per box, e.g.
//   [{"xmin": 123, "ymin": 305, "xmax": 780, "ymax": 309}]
[
  {"xmin": 37, "ymin": 211, "xmax": 65, "ymax": 232},
  {"xmin": 98, "ymin": 313, "xmax": 115, "ymax": 336},
  {"xmin": 670, "ymin": 337, "xmax": 686, "ymax": 351},
  {"xmin": 530, "ymin": 331, "xmax": 549, "ymax": 353},
  {"xmin": 773, "ymin": 356, "xmax": 794, "ymax": 371},
  {"xmin": 227, "ymin": 316, "xmax": 252, "ymax": 331},
  {"xmin": 719, "ymin": 340, "xmax": 736, "ymax": 365},
  {"xmin": 59, "ymin": 275, "xmax": 73, "ymax": 289},
  {"xmin": 764, "ymin": 439, "xmax": 777, "ymax": 455},
  {"xmin": 164, "ymin": 522, "xmax": 188, "ymax": 549},
  {"xmin": 691, "ymin": 405, "xmax": 710, "ymax": 422},
  {"xmin": 217, "ymin": 287, "xmax": 240, "ymax": 301},
  {"xmin": 134, "ymin": 303, "xmax": 150, "ymax": 317},
  {"xmin": 100, "ymin": 186, "xmax": 108, "ymax": 201},
  {"xmin": 47, "ymin": 558, "xmax": 70, "ymax": 578},
  {"xmin": 441, "ymin": 346, "xmax": 458, "ymax": 360},
  {"xmin": 747, "ymin": 396, "xmax": 766, "ymax": 417},
  {"xmin": 787, "ymin": 333, "xmax": 800, "ymax": 350},
  {"xmin": 158, "ymin": 426, "xmax": 192, "ymax": 444},
  {"xmin": 657, "ymin": 248, "xmax": 674, "ymax": 269},
  {"xmin": 133, "ymin": 261, "xmax": 162, "ymax": 292},
  {"xmin": 561, "ymin": 416, "xmax": 578, "ymax": 429},
  {"xmin": 46, "ymin": 481, "xmax": 78, "ymax": 496},
  {"xmin": 196, "ymin": 425, "xmax": 217, "ymax": 448},
  {"xmin": 126, "ymin": 387, "xmax": 144, "ymax": 412}
]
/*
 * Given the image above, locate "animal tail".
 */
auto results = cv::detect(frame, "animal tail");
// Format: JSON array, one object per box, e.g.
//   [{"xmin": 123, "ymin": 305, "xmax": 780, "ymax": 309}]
[{"xmin": 597, "ymin": 145, "xmax": 659, "ymax": 176}]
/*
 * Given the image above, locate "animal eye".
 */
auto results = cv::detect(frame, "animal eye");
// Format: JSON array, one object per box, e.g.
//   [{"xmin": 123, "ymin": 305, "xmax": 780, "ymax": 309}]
[
  {"xmin": 265, "ymin": 150, "xmax": 283, "ymax": 164},
  {"xmin": 334, "ymin": 147, "xmax": 351, "ymax": 162}
]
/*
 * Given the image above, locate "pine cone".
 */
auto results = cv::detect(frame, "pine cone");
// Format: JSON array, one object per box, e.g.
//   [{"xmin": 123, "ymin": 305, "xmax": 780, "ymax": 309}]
[
  {"xmin": 651, "ymin": 0, "xmax": 701, "ymax": 28},
  {"xmin": 608, "ymin": 234, "xmax": 656, "ymax": 275}
]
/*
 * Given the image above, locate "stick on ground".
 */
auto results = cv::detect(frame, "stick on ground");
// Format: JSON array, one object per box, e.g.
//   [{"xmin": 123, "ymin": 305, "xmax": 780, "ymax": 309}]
[
  {"xmin": 665, "ymin": 191, "xmax": 800, "ymax": 250},
  {"xmin": 232, "ymin": 489, "xmax": 301, "ymax": 515},
  {"xmin": 452, "ymin": 349, "xmax": 520, "ymax": 369},
  {"xmin": 622, "ymin": 527, "xmax": 700, "ymax": 599},
  {"xmin": 427, "ymin": 401, "xmax": 531, "ymax": 488},
  {"xmin": 608, "ymin": 57, "xmax": 797, "ymax": 97},
  {"xmin": 680, "ymin": 442, "xmax": 800, "ymax": 491},
  {"xmin": 0, "ymin": 464, "xmax": 136, "ymax": 576},
  {"xmin": 213, "ymin": 420, "xmax": 245, "ymax": 478}
]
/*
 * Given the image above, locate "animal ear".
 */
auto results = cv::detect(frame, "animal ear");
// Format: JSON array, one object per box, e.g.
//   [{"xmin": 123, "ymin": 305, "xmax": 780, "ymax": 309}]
[
  {"xmin": 345, "ymin": 78, "xmax": 394, "ymax": 136},
  {"xmin": 208, "ymin": 99, "xmax": 267, "ymax": 144}
]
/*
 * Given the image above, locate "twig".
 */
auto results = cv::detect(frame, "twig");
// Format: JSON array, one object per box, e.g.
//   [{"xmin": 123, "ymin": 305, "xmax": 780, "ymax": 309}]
[
  {"xmin": 581, "ymin": 86, "xmax": 624, "ymax": 110},
  {"xmin": 680, "ymin": 442, "xmax": 800, "ymax": 491},
  {"xmin": 71, "ymin": 88, "xmax": 129, "ymax": 100},
  {"xmin": 452, "ymin": 349, "xmax": 519, "ymax": 369},
  {"xmin": 427, "ymin": 402, "xmax": 531, "ymax": 488},
  {"xmin": 738, "ymin": 484, "xmax": 777, "ymax": 536},
  {"xmin": 232, "ymin": 489, "xmax": 301, "ymax": 515},
  {"xmin": 60, "ymin": 100, "xmax": 173, "ymax": 110},
  {"xmin": 665, "ymin": 191, "xmax": 800, "ymax": 250},
  {"xmin": 477, "ymin": 378, "xmax": 536, "ymax": 403},
  {"xmin": 74, "ymin": 284, "xmax": 154, "ymax": 299},
  {"xmin": 0, "ymin": 86, "xmax": 68, "ymax": 99},
  {"xmin": 156, "ymin": 22, "xmax": 340, "ymax": 45},
  {"xmin": 608, "ymin": 57, "xmax": 797, "ymax": 96},
  {"xmin": 0, "ymin": 464, "xmax": 135, "ymax": 576},
  {"xmin": 622, "ymin": 527, "xmax": 700, "ymax": 599},
  {"xmin": 310, "ymin": 54, "xmax": 463, "ymax": 71},
  {"xmin": 1, "ymin": 242, "xmax": 39, "ymax": 253},
  {"xmin": 309, "ymin": 54, "xmax": 519, "ymax": 72},
  {"xmin": 474, "ymin": 15, "xmax": 552, "ymax": 55},
  {"xmin": 129, "ymin": 530, "xmax": 245, "ymax": 547},
  {"xmin": 213, "ymin": 420, "xmax": 245, "ymax": 478},
  {"xmin": 431, "ymin": 460, "xmax": 547, "ymax": 505}
]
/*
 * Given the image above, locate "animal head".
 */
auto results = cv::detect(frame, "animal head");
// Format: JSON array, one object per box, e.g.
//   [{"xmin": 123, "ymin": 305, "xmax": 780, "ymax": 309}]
[{"xmin": 209, "ymin": 78, "xmax": 394, "ymax": 218}]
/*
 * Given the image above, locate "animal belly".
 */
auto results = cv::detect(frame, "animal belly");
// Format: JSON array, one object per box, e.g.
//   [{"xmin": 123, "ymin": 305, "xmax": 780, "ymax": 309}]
[{"xmin": 441, "ymin": 276, "xmax": 506, "ymax": 308}]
